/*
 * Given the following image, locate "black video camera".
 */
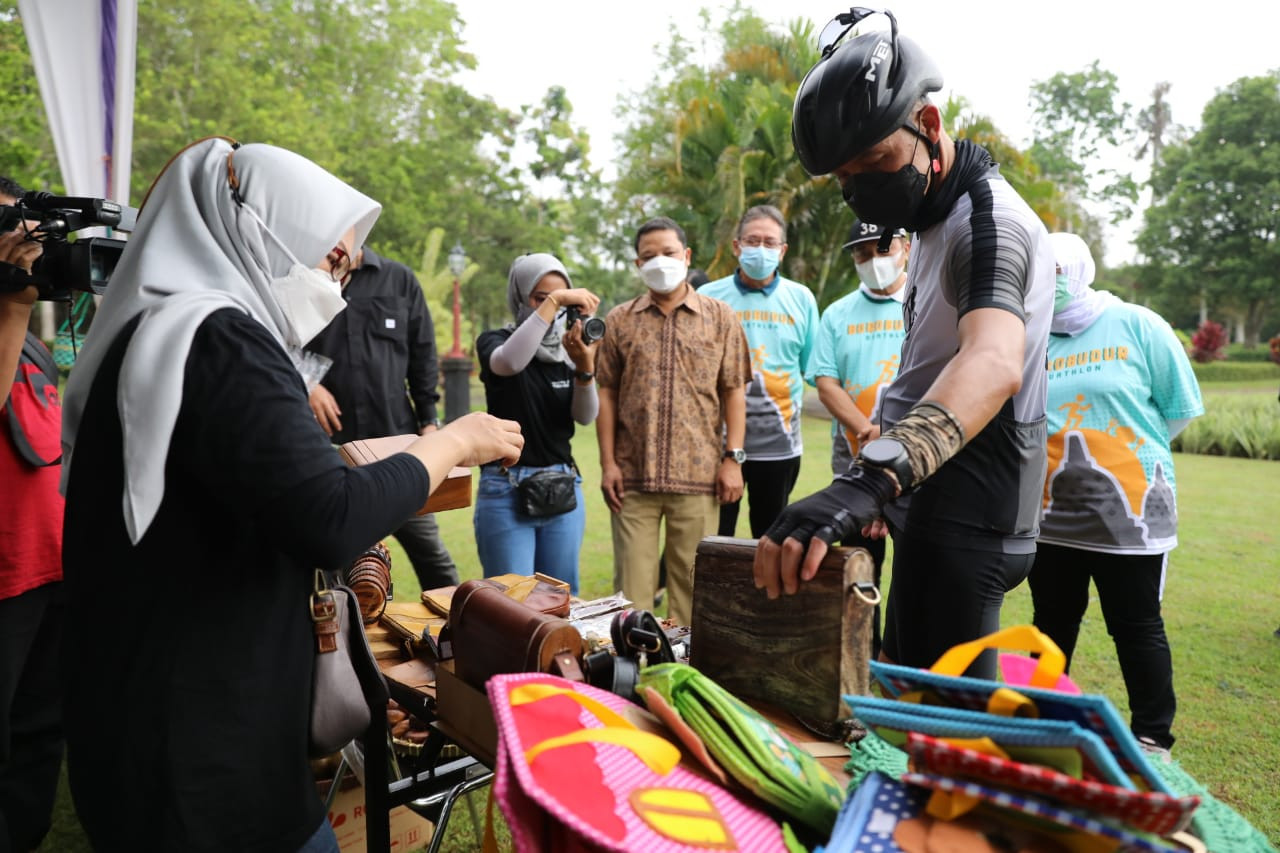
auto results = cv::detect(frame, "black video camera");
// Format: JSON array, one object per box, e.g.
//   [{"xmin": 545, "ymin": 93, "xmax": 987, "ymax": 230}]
[
  {"xmin": 0, "ymin": 191, "xmax": 132, "ymax": 302},
  {"xmin": 564, "ymin": 304, "xmax": 606, "ymax": 345}
]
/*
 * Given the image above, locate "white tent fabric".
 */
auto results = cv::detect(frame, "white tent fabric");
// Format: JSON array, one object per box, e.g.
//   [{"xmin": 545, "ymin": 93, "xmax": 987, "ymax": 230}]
[{"xmin": 18, "ymin": 0, "xmax": 137, "ymax": 205}]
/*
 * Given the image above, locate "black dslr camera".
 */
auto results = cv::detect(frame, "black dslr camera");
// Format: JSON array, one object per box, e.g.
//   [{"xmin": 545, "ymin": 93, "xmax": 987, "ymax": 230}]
[
  {"xmin": 0, "ymin": 191, "xmax": 132, "ymax": 301},
  {"xmin": 564, "ymin": 304, "xmax": 606, "ymax": 345}
]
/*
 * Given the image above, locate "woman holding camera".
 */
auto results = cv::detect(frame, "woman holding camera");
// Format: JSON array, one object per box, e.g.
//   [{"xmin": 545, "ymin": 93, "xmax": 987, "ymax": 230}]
[{"xmin": 474, "ymin": 253, "xmax": 602, "ymax": 593}]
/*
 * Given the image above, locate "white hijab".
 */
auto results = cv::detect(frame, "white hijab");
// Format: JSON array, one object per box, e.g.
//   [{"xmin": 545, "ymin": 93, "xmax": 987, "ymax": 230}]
[
  {"xmin": 60, "ymin": 138, "xmax": 380, "ymax": 543},
  {"xmin": 1049, "ymin": 231, "xmax": 1118, "ymax": 336}
]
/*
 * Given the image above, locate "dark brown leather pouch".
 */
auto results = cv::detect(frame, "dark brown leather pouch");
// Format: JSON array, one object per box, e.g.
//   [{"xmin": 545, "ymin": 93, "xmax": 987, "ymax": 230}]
[{"xmin": 449, "ymin": 579, "xmax": 584, "ymax": 690}]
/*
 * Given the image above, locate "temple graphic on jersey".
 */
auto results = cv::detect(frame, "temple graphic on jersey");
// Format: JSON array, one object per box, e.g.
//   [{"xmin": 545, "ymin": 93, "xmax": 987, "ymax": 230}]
[
  {"xmin": 745, "ymin": 343, "xmax": 800, "ymax": 441},
  {"xmin": 839, "ymin": 353, "xmax": 898, "ymax": 454},
  {"xmin": 1042, "ymin": 430, "xmax": 1177, "ymax": 549}
]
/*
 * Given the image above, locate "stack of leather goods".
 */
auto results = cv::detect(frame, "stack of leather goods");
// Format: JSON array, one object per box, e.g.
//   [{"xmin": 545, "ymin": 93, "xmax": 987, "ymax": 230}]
[
  {"xmin": 433, "ymin": 578, "xmax": 585, "ymax": 765},
  {"xmin": 345, "ymin": 541, "xmax": 392, "ymax": 624},
  {"xmin": 446, "ymin": 579, "xmax": 584, "ymax": 688},
  {"xmin": 422, "ymin": 572, "xmax": 571, "ymax": 619}
]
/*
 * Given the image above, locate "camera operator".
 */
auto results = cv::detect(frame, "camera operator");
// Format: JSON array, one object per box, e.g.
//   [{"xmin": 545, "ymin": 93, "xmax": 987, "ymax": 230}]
[
  {"xmin": 472, "ymin": 253, "xmax": 602, "ymax": 593},
  {"xmin": 0, "ymin": 175, "xmax": 65, "ymax": 853}
]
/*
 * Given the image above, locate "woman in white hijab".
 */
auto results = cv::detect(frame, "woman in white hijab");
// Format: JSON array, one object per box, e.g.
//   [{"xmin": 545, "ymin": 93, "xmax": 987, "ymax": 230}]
[
  {"xmin": 59, "ymin": 137, "xmax": 521, "ymax": 853},
  {"xmin": 472, "ymin": 253, "xmax": 602, "ymax": 593},
  {"xmin": 1029, "ymin": 231, "xmax": 1202, "ymax": 759}
]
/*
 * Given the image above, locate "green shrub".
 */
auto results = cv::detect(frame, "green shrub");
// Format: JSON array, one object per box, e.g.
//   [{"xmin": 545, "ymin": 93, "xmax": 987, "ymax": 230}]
[
  {"xmin": 1173, "ymin": 393, "xmax": 1280, "ymax": 459},
  {"xmin": 1224, "ymin": 342, "xmax": 1276, "ymax": 362},
  {"xmin": 1191, "ymin": 361, "xmax": 1280, "ymax": 383}
]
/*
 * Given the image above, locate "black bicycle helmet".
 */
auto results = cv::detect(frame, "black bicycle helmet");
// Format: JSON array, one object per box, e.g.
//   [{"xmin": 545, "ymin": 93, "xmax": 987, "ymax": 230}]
[{"xmin": 792, "ymin": 26, "xmax": 943, "ymax": 176}]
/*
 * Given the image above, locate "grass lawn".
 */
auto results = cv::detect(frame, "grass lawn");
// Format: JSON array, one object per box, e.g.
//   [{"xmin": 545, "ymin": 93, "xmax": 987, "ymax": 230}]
[{"xmin": 42, "ymin": 388, "xmax": 1280, "ymax": 851}]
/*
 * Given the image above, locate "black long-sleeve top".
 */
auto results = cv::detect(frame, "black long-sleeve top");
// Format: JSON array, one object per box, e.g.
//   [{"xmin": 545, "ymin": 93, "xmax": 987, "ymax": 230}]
[
  {"xmin": 309, "ymin": 248, "xmax": 441, "ymax": 442},
  {"xmin": 62, "ymin": 308, "xmax": 430, "ymax": 852}
]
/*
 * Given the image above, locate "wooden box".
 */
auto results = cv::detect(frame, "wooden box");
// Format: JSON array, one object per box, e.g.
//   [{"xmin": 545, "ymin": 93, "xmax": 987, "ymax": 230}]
[
  {"xmin": 690, "ymin": 536, "xmax": 879, "ymax": 725},
  {"xmin": 433, "ymin": 660, "xmax": 497, "ymax": 768},
  {"xmin": 337, "ymin": 433, "xmax": 472, "ymax": 514}
]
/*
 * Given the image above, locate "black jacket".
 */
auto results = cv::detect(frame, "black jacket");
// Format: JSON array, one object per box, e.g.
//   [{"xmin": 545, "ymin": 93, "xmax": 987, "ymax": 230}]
[{"xmin": 309, "ymin": 248, "xmax": 441, "ymax": 442}]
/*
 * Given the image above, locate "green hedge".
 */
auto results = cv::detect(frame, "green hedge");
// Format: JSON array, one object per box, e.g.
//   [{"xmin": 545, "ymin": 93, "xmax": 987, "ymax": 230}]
[
  {"xmin": 1190, "ymin": 361, "xmax": 1280, "ymax": 383},
  {"xmin": 1173, "ymin": 393, "xmax": 1280, "ymax": 459},
  {"xmin": 1224, "ymin": 343, "xmax": 1278, "ymax": 362}
]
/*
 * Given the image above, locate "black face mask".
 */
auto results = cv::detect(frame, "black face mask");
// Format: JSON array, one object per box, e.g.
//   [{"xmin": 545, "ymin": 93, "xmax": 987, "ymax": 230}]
[
  {"xmin": 840, "ymin": 125, "xmax": 936, "ymax": 230},
  {"xmin": 842, "ymin": 165, "xmax": 928, "ymax": 229}
]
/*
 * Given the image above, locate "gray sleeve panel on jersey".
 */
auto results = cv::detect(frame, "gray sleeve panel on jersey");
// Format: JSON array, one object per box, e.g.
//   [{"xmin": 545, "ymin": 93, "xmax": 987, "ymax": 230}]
[{"xmin": 946, "ymin": 179, "xmax": 1033, "ymax": 322}]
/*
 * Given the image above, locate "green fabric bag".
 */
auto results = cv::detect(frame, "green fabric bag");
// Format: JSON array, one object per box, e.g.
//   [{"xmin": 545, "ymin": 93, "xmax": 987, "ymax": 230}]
[{"xmin": 636, "ymin": 662, "xmax": 845, "ymax": 836}]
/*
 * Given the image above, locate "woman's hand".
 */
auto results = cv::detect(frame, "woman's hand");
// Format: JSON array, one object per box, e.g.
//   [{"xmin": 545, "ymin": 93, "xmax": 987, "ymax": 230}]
[
  {"xmin": 556, "ymin": 287, "xmax": 600, "ymax": 316},
  {"xmin": 562, "ymin": 321, "xmax": 597, "ymax": 373},
  {"xmin": 438, "ymin": 412, "xmax": 524, "ymax": 469}
]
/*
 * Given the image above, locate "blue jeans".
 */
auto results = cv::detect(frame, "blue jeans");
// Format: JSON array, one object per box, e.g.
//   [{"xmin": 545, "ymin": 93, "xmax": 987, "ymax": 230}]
[
  {"xmin": 297, "ymin": 817, "xmax": 340, "ymax": 852},
  {"xmin": 473, "ymin": 463, "xmax": 584, "ymax": 593}
]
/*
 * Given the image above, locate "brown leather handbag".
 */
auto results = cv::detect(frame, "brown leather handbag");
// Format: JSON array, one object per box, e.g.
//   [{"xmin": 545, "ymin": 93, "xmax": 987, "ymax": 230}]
[{"xmin": 448, "ymin": 579, "xmax": 584, "ymax": 691}]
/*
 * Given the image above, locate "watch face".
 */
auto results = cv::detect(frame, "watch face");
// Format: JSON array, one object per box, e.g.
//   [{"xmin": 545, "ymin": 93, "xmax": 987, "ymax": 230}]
[{"xmin": 861, "ymin": 437, "xmax": 904, "ymax": 466}]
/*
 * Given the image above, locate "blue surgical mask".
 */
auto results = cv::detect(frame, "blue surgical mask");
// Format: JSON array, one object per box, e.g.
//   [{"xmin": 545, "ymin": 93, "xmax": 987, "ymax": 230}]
[
  {"xmin": 1054, "ymin": 272, "xmax": 1073, "ymax": 313},
  {"xmin": 738, "ymin": 246, "xmax": 780, "ymax": 282}
]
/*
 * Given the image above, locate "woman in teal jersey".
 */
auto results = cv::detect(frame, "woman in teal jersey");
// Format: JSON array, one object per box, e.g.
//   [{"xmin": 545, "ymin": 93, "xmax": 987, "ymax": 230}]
[{"xmin": 1029, "ymin": 232, "xmax": 1203, "ymax": 756}]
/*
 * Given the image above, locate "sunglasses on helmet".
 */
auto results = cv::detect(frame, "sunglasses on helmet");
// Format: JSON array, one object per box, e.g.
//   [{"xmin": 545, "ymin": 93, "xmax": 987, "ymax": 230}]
[{"xmin": 817, "ymin": 6, "xmax": 898, "ymax": 59}]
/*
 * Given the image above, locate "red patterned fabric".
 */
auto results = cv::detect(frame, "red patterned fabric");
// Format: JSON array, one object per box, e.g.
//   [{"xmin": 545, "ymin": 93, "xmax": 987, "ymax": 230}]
[{"xmin": 905, "ymin": 732, "xmax": 1199, "ymax": 836}]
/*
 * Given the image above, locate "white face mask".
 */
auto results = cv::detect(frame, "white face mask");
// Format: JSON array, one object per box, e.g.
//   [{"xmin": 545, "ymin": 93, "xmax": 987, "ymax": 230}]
[
  {"xmin": 855, "ymin": 251, "xmax": 904, "ymax": 291},
  {"xmin": 273, "ymin": 263, "xmax": 347, "ymax": 347},
  {"xmin": 241, "ymin": 202, "xmax": 349, "ymax": 347},
  {"xmin": 639, "ymin": 255, "xmax": 687, "ymax": 294}
]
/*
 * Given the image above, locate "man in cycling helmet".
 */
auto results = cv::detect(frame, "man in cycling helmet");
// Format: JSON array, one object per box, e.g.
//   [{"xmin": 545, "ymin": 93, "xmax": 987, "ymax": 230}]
[{"xmin": 755, "ymin": 10, "xmax": 1055, "ymax": 679}]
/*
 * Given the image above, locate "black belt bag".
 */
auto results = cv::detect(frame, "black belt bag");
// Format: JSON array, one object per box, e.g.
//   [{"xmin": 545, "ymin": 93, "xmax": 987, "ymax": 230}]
[{"xmin": 516, "ymin": 469, "xmax": 577, "ymax": 518}]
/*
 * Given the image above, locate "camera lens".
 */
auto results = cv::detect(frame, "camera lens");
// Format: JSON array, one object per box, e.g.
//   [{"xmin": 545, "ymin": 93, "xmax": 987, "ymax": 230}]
[{"xmin": 582, "ymin": 316, "xmax": 606, "ymax": 344}]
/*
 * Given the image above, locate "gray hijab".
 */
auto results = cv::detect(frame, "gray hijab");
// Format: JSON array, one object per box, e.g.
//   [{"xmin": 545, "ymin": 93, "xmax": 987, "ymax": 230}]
[{"xmin": 507, "ymin": 252, "xmax": 574, "ymax": 364}]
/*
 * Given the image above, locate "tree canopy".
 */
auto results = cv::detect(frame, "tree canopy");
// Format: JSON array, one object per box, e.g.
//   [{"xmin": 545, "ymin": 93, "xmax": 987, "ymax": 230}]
[
  {"xmin": 1137, "ymin": 71, "xmax": 1280, "ymax": 345},
  {"xmin": 3, "ymin": 1, "xmax": 1276, "ymax": 344}
]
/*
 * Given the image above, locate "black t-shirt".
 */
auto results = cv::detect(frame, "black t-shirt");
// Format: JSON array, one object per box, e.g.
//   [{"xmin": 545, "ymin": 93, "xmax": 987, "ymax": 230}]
[
  {"xmin": 477, "ymin": 328, "xmax": 576, "ymax": 468},
  {"xmin": 62, "ymin": 308, "xmax": 430, "ymax": 852}
]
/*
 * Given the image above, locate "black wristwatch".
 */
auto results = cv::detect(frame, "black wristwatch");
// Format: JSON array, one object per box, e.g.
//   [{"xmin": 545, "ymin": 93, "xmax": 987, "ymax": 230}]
[
  {"xmin": 575, "ymin": 371, "xmax": 595, "ymax": 383},
  {"xmin": 722, "ymin": 447, "xmax": 746, "ymax": 464},
  {"xmin": 857, "ymin": 436, "xmax": 914, "ymax": 491}
]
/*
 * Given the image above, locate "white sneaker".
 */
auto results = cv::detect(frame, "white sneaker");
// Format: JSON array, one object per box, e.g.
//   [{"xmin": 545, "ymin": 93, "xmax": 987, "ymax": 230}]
[{"xmin": 1137, "ymin": 736, "xmax": 1172, "ymax": 762}]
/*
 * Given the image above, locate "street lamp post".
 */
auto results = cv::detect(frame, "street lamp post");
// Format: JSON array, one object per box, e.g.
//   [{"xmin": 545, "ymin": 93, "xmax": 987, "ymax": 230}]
[{"xmin": 442, "ymin": 242, "xmax": 471, "ymax": 423}]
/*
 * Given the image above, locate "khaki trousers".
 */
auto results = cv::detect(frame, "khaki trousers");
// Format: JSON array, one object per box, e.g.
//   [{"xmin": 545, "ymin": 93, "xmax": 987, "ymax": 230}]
[{"xmin": 610, "ymin": 492, "xmax": 718, "ymax": 626}]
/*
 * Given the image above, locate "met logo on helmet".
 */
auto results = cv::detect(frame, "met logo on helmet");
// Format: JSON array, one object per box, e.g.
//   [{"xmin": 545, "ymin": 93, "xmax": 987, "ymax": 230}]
[{"xmin": 864, "ymin": 40, "xmax": 893, "ymax": 81}]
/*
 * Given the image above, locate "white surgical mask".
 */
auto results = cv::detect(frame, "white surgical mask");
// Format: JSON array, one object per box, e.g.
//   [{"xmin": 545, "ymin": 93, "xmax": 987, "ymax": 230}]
[
  {"xmin": 241, "ymin": 202, "xmax": 350, "ymax": 347},
  {"xmin": 639, "ymin": 255, "xmax": 687, "ymax": 294},
  {"xmin": 273, "ymin": 263, "xmax": 347, "ymax": 347},
  {"xmin": 855, "ymin": 251, "xmax": 904, "ymax": 291}
]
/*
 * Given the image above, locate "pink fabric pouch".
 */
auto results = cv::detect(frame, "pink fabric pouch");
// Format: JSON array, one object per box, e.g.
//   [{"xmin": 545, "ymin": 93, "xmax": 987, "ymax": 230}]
[{"xmin": 487, "ymin": 672, "xmax": 798, "ymax": 852}]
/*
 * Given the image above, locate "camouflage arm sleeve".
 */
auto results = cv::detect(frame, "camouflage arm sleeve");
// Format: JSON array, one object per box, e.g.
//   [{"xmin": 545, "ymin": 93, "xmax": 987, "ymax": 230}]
[{"xmin": 881, "ymin": 400, "xmax": 966, "ymax": 488}]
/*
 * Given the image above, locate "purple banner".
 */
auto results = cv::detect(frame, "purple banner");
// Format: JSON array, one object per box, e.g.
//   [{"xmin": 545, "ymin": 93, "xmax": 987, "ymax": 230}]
[{"xmin": 100, "ymin": 0, "xmax": 117, "ymax": 195}]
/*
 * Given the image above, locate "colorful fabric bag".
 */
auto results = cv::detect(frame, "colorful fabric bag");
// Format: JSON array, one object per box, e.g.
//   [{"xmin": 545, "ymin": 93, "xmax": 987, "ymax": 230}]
[
  {"xmin": 869, "ymin": 625, "xmax": 1172, "ymax": 794},
  {"xmin": 487, "ymin": 672, "xmax": 801, "ymax": 852}
]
